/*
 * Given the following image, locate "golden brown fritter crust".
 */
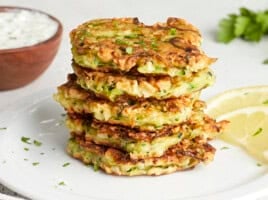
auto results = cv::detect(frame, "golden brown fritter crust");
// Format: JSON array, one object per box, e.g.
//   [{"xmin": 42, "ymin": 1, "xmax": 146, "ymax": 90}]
[
  {"xmin": 73, "ymin": 63, "xmax": 215, "ymax": 101},
  {"xmin": 54, "ymin": 74, "xmax": 199, "ymax": 130},
  {"xmin": 67, "ymin": 112, "xmax": 227, "ymax": 159},
  {"xmin": 67, "ymin": 112, "xmax": 227, "ymax": 142},
  {"xmin": 70, "ymin": 17, "xmax": 216, "ymax": 75},
  {"xmin": 67, "ymin": 136, "xmax": 215, "ymax": 176}
]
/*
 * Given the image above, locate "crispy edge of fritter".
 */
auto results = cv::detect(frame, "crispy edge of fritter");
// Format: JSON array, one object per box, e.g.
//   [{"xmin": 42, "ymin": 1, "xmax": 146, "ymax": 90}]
[
  {"xmin": 67, "ymin": 111, "xmax": 227, "ymax": 142},
  {"xmin": 55, "ymin": 74, "xmax": 195, "ymax": 114},
  {"xmin": 70, "ymin": 17, "xmax": 216, "ymax": 73},
  {"xmin": 73, "ymin": 64, "xmax": 214, "ymax": 101},
  {"xmin": 66, "ymin": 136, "xmax": 215, "ymax": 176}
]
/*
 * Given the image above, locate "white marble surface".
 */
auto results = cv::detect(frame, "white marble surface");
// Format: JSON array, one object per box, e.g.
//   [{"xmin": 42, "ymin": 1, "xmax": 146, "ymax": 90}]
[{"xmin": 0, "ymin": 0, "xmax": 268, "ymax": 199}]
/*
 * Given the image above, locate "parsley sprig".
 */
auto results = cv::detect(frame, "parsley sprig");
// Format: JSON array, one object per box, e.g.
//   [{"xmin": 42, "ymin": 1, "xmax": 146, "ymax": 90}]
[
  {"xmin": 218, "ymin": 7, "xmax": 268, "ymax": 63},
  {"xmin": 218, "ymin": 7, "xmax": 268, "ymax": 43}
]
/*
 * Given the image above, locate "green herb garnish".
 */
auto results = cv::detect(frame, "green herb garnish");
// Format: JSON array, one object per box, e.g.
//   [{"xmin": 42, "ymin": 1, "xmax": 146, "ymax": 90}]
[
  {"xmin": 218, "ymin": 7, "xmax": 268, "ymax": 43},
  {"xmin": 24, "ymin": 158, "xmax": 28, "ymax": 161},
  {"xmin": 220, "ymin": 146, "xmax": 229, "ymax": 150},
  {"xmin": 62, "ymin": 162, "xmax": 70, "ymax": 167},
  {"xmin": 93, "ymin": 164, "xmax": 99, "ymax": 172},
  {"xmin": 32, "ymin": 162, "xmax": 39, "ymax": 166},
  {"xmin": 263, "ymin": 99, "xmax": 268, "ymax": 104},
  {"xmin": 0, "ymin": 127, "xmax": 7, "ymax": 130},
  {"xmin": 24, "ymin": 148, "xmax": 29, "ymax": 151},
  {"xmin": 257, "ymin": 163, "xmax": 262, "ymax": 167},
  {"xmin": 125, "ymin": 47, "xmax": 133, "ymax": 54},
  {"xmin": 151, "ymin": 40, "xmax": 158, "ymax": 50},
  {"xmin": 33, "ymin": 140, "xmax": 42, "ymax": 147},
  {"xmin": 263, "ymin": 59, "xmax": 268, "ymax": 64},
  {"xmin": 115, "ymin": 38, "xmax": 128, "ymax": 45},
  {"xmin": 21, "ymin": 136, "xmax": 31, "ymax": 144},
  {"xmin": 169, "ymin": 28, "xmax": 177, "ymax": 35},
  {"xmin": 58, "ymin": 181, "xmax": 66, "ymax": 186},
  {"xmin": 252, "ymin": 127, "xmax": 263, "ymax": 136}
]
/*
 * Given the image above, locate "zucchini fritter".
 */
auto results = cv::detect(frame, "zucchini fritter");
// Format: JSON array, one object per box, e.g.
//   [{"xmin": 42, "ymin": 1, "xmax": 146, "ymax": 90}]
[
  {"xmin": 67, "ymin": 136, "xmax": 215, "ymax": 176},
  {"xmin": 54, "ymin": 75, "xmax": 200, "ymax": 130},
  {"xmin": 67, "ymin": 113, "xmax": 227, "ymax": 159},
  {"xmin": 70, "ymin": 18, "xmax": 216, "ymax": 76},
  {"xmin": 73, "ymin": 63, "xmax": 215, "ymax": 101}
]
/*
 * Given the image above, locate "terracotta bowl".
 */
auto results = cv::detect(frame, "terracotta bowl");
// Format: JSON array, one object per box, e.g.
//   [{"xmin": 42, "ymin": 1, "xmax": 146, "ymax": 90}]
[{"xmin": 0, "ymin": 6, "xmax": 63, "ymax": 90}]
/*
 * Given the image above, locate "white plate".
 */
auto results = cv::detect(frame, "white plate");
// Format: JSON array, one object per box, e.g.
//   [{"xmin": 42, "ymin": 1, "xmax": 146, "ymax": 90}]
[
  {"xmin": 0, "ymin": 90, "xmax": 267, "ymax": 200},
  {"xmin": 1, "ymin": 0, "xmax": 268, "ymax": 199}
]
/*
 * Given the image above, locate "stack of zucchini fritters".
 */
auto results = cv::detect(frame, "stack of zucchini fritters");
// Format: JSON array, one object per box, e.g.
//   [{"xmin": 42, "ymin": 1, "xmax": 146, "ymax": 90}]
[{"xmin": 54, "ymin": 17, "xmax": 227, "ymax": 176}]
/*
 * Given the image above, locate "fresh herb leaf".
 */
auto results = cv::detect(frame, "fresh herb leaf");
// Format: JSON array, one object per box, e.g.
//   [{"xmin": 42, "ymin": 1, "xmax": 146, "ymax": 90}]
[
  {"xmin": 62, "ymin": 162, "xmax": 70, "ymax": 167},
  {"xmin": 263, "ymin": 99, "xmax": 268, "ymax": 104},
  {"xmin": 151, "ymin": 40, "xmax": 158, "ymax": 50},
  {"xmin": 252, "ymin": 127, "xmax": 263, "ymax": 136},
  {"xmin": 24, "ymin": 148, "xmax": 29, "ymax": 151},
  {"xmin": 169, "ymin": 28, "xmax": 177, "ymax": 35},
  {"xmin": 257, "ymin": 163, "xmax": 262, "ymax": 167},
  {"xmin": 24, "ymin": 158, "xmax": 28, "ymax": 161},
  {"xmin": 220, "ymin": 146, "xmax": 230, "ymax": 150},
  {"xmin": 218, "ymin": 7, "xmax": 268, "ymax": 43},
  {"xmin": 93, "ymin": 164, "xmax": 99, "ymax": 172},
  {"xmin": 0, "ymin": 127, "xmax": 7, "ymax": 130},
  {"xmin": 256, "ymin": 12, "xmax": 268, "ymax": 32},
  {"xmin": 33, "ymin": 140, "xmax": 42, "ymax": 147},
  {"xmin": 21, "ymin": 136, "xmax": 31, "ymax": 144},
  {"xmin": 263, "ymin": 59, "xmax": 268, "ymax": 64},
  {"xmin": 125, "ymin": 46, "xmax": 133, "ymax": 54},
  {"xmin": 234, "ymin": 16, "xmax": 250, "ymax": 36},
  {"xmin": 244, "ymin": 23, "xmax": 262, "ymax": 42},
  {"xmin": 58, "ymin": 181, "xmax": 66, "ymax": 186},
  {"xmin": 217, "ymin": 16, "xmax": 236, "ymax": 43},
  {"xmin": 32, "ymin": 162, "xmax": 39, "ymax": 166},
  {"xmin": 115, "ymin": 38, "xmax": 128, "ymax": 45}
]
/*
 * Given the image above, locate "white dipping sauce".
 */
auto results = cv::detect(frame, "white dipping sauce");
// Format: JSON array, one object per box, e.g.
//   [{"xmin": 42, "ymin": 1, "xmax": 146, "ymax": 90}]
[{"xmin": 0, "ymin": 9, "xmax": 58, "ymax": 50}]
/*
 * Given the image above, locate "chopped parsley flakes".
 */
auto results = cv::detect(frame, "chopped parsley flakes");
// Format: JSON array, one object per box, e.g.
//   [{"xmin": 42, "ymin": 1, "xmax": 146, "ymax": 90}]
[
  {"xmin": 33, "ymin": 140, "xmax": 42, "ymax": 147},
  {"xmin": 58, "ymin": 181, "xmax": 66, "ymax": 186},
  {"xmin": 0, "ymin": 127, "xmax": 7, "ymax": 130},
  {"xmin": 220, "ymin": 146, "xmax": 230, "ymax": 150},
  {"xmin": 263, "ymin": 59, "xmax": 268, "ymax": 64},
  {"xmin": 32, "ymin": 162, "xmax": 39, "ymax": 166},
  {"xmin": 169, "ymin": 28, "xmax": 177, "ymax": 35},
  {"xmin": 252, "ymin": 127, "xmax": 263, "ymax": 136},
  {"xmin": 62, "ymin": 162, "xmax": 70, "ymax": 167},
  {"xmin": 21, "ymin": 136, "xmax": 31, "ymax": 144},
  {"xmin": 21, "ymin": 137, "xmax": 42, "ymax": 147},
  {"xmin": 263, "ymin": 99, "xmax": 268, "ymax": 104},
  {"xmin": 24, "ymin": 147, "xmax": 29, "ymax": 151}
]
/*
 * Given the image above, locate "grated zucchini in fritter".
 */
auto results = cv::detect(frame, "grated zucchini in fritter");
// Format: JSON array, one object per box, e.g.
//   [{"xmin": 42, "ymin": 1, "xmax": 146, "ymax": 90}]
[
  {"xmin": 67, "ymin": 136, "xmax": 215, "ymax": 176},
  {"xmin": 54, "ymin": 75, "xmax": 201, "ymax": 130},
  {"xmin": 73, "ymin": 63, "xmax": 215, "ymax": 101},
  {"xmin": 67, "ymin": 113, "xmax": 227, "ymax": 159},
  {"xmin": 70, "ymin": 18, "xmax": 216, "ymax": 76}
]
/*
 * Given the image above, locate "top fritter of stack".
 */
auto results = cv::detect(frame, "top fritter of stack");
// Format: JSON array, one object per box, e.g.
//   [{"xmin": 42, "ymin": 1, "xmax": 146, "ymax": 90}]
[{"xmin": 70, "ymin": 17, "xmax": 216, "ymax": 102}]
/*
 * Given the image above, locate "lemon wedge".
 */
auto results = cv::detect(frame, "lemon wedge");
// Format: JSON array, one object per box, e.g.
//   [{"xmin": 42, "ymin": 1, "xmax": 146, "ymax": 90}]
[
  {"xmin": 217, "ymin": 106, "xmax": 268, "ymax": 164},
  {"xmin": 206, "ymin": 86, "xmax": 268, "ymax": 118}
]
